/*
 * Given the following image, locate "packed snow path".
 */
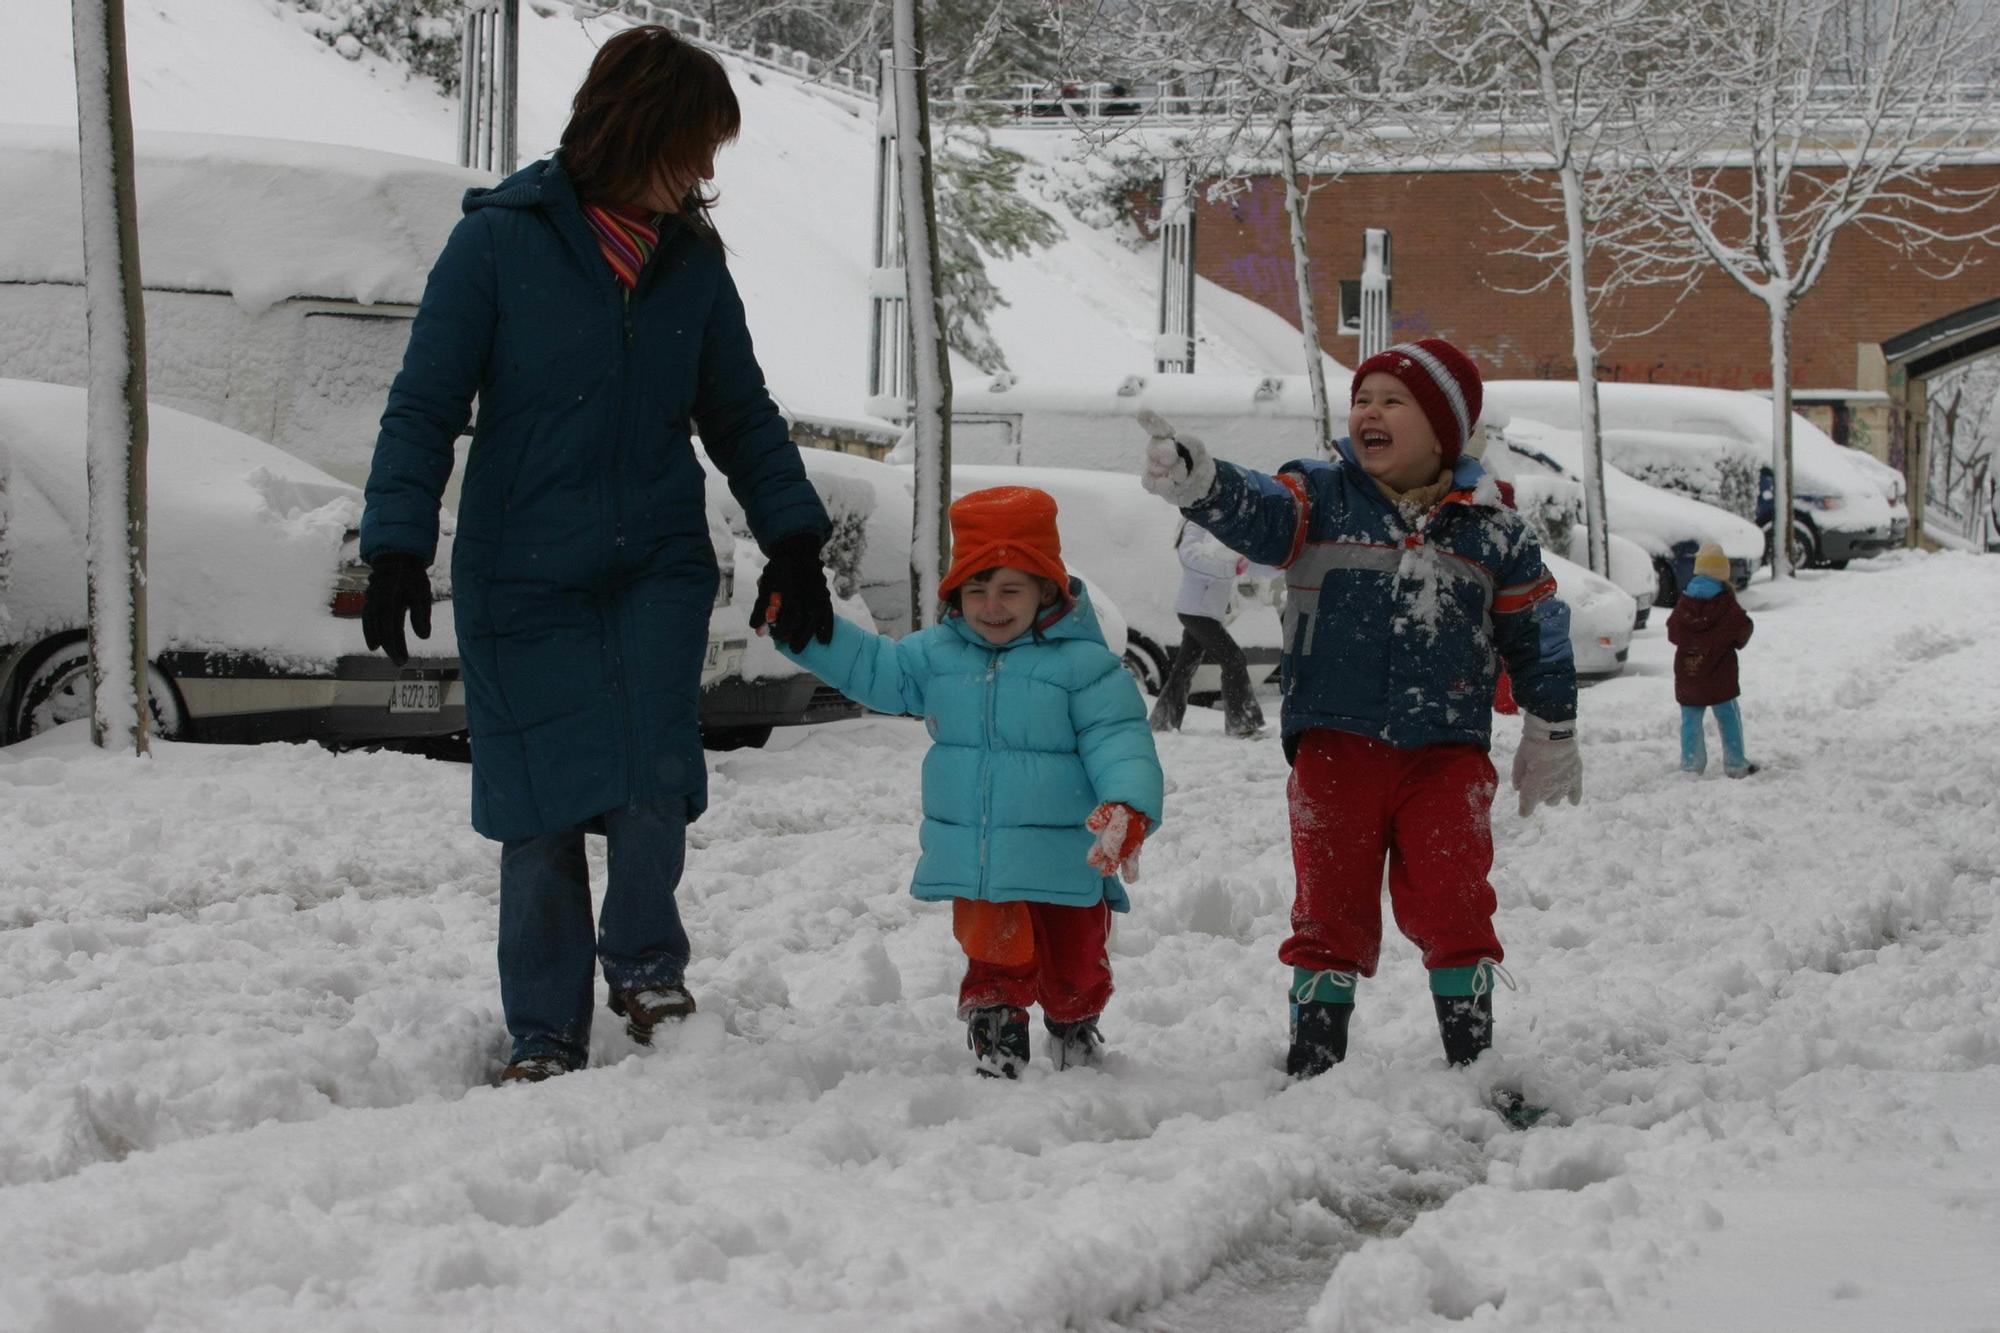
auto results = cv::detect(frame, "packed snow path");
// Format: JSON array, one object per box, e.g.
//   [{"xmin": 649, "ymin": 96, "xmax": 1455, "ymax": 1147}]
[{"xmin": 2, "ymin": 552, "xmax": 1997, "ymax": 1331}]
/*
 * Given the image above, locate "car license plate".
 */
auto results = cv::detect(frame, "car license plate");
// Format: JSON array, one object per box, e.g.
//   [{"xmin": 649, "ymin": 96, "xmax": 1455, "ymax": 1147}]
[{"xmin": 390, "ymin": 679, "xmax": 443, "ymax": 714}]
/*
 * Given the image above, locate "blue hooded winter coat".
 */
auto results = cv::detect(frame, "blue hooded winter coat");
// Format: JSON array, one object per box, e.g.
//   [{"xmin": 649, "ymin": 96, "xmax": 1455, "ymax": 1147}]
[
  {"xmin": 1182, "ymin": 442, "xmax": 1576, "ymax": 753},
  {"xmin": 361, "ymin": 158, "xmax": 829, "ymax": 841},
  {"xmin": 779, "ymin": 584, "xmax": 1164, "ymax": 910}
]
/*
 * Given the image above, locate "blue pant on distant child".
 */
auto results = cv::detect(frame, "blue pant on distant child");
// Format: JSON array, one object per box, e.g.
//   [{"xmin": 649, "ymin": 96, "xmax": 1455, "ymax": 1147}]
[
  {"xmin": 498, "ymin": 797, "xmax": 693, "ymax": 1069},
  {"xmin": 1680, "ymin": 700, "xmax": 1748, "ymax": 776}
]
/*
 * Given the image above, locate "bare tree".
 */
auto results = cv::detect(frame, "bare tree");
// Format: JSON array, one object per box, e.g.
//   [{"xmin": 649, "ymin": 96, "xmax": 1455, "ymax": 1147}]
[
  {"xmin": 1056, "ymin": 0, "xmax": 1392, "ymax": 451},
  {"xmin": 71, "ymin": 0, "xmax": 151, "ymax": 754},
  {"xmin": 1472, "ymin": 0, "xmax": 1699, "ymax": 578},
  {"xmin": 1632, "ymin": 0, "xmax": 2000, "ymax": 576},
  {"xmin": 890, "ymin": 0, "xmax": 953, "ymax": 628}
]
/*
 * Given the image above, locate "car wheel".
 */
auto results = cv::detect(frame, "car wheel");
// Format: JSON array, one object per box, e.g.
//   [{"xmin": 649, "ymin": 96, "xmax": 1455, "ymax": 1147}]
[
  {"xmin": 700, "ymin": 724, "xmax": 774, "ymax": 751},
  {"xmin": 1121, "ymin": 630, "xmax": 1168, "ymax": 697},
  {"xmin": 1651, "ymin": 557, "xmax": 1681, "ymax": 609},
  {"xmin": 6, "ymin": 636, "xmax": 185, "ymax": 745},
  {"xmin": 1793, "ymin": 518, "xmax": 1823, "ymax": 568}
]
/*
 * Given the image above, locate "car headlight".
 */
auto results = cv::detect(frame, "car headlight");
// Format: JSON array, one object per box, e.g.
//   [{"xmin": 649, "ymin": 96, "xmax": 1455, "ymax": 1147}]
[{"xmin": 1797, "ymin": 494, "xmax": 1844, "ymax": 511}]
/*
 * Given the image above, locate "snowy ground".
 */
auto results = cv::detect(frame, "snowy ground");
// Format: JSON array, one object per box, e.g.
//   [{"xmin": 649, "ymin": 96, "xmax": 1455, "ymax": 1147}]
[{"xmin": 3, "ymin": 551, "xmax": 1997, "ymax": 1332}]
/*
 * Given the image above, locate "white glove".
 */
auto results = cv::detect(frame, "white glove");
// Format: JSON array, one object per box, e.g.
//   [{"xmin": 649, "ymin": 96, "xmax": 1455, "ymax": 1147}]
[
  {"xmin": 1136, "ymin": 408, "xmax": 1217, "ymax": 508},
  {"xmin": 1512, "ymin": 713, "xmax": 1582, "ymax": 816}
]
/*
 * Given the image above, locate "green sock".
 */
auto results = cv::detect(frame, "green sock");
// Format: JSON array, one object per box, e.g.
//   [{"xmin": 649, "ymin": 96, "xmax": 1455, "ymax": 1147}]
[{"xmin": 1291, "ymin": 966, "xmax": 1357, "ymax": 1005}]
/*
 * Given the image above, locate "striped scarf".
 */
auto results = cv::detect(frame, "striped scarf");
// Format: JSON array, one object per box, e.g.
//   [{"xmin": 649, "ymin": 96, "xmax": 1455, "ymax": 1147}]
[{"xmin": 582, "ymin": 202, "xmax": 662, "ymax": 291}]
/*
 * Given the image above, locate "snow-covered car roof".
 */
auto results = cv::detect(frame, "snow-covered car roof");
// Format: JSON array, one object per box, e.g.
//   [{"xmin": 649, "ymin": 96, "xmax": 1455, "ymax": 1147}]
[
  {"xmin": 0, "ymin": 123, "xmax": 491, "ymax": 312},
  {"xmin": 1491, "ymin": 416, "xmax": 1766, "ymax": 562},
  {"xmin": 0, "ymin": 378, "xmax": 455, "ymax": 662},
  {"xmin": 954, "ymin": 373, "xmax": 1326, "ymax": 474}
]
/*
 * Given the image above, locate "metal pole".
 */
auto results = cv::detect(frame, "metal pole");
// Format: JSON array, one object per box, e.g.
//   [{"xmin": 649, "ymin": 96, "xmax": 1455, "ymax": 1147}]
[
  {"xmin": 500, "ymin": 0, "xmax": 519, "ymax": 173},
  {"xmin": 1359, "ymin": 228, "xmax": 1391, "ymax": 362}
]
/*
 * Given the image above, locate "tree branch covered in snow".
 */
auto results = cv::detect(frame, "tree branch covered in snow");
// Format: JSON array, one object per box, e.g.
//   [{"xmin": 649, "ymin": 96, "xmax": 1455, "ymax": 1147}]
[{"xmin": 1628, "ymin": 0, "xmax": 2000, "ymax": 574}]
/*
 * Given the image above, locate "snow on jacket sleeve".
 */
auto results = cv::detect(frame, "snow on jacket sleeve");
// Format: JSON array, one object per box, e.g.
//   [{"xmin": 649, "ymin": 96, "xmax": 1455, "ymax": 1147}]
[
  {"xmin": 778, "ymin": 614, "xmax": 933, "ymax": 718},
  {"xmin": 1182, "ymin": 459, "xmax": 1316, "ymax": 570},
  {"xmin": 361, "ymin": 211, "xmax": 496, "ymax": 563},
  {"xmin": 693, "ymin": 264, "xmax": 829, "ymax": 551},
  {"xmin": 1067, "ymin": 653, "xmax": 1166, "ymax": 831},
  {"xmin": 1489, "ymin": 522, "xmax": 1577, "ymax": 724}
]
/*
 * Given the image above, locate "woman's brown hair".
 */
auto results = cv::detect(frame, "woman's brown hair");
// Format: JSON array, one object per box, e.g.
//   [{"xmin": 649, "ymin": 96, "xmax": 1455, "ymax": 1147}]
[{"xmin": 559, "ymin": 25, "xmax": 740, "ymax": 242}]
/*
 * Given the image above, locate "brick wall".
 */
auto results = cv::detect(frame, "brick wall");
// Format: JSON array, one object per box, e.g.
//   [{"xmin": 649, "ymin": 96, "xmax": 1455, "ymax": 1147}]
[{"xmin": 1190, "ymin": 164, "xmax": 2000, "ymax": 399}]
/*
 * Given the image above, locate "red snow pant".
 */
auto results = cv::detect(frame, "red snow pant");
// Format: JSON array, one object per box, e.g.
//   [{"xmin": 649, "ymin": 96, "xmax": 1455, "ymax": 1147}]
[
  {"xmin": 1279, "ymin": 729, "xmax": 1503, "ymax": 976},
  {"xmin": 957, "ymin": 900, "xmax": 1112, "ymax": 1022}
]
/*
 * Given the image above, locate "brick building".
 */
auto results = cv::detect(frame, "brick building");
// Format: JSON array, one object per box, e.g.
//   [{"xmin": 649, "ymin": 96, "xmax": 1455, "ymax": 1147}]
[{"xmin": 1186, "ymin": 162, "xmax": 2000, "ymax": 457}]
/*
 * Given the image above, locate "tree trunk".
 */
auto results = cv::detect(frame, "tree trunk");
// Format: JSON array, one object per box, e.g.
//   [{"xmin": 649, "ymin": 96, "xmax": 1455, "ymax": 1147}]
[
  {"xmin": 1275, "ymin": 112, "xmax": 1334, "ymax": 454},
  {"xmin": 1768, "ymin": 297, "xmax": 1795, "ymax": 579},
  {"xmin": 71, "ymin": 0, "xmax": 150, "ymax": 755},
  {"xmin": 1558, "ymin": 159, "xmax": 1611, "ymax": 578},
  {"xmin": 892, "ymin": 0, "xmax": 952, "ymax": 629}
]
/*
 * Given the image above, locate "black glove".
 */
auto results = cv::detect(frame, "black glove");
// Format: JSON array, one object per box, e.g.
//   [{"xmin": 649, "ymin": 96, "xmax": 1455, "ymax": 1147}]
[
  {"xmin": 360, "ymin": 552, "xmax": 433, "ymax": 668},
  {"xmin": 749, "ymin": 531, "xmax": 834, "ymax": 653}
]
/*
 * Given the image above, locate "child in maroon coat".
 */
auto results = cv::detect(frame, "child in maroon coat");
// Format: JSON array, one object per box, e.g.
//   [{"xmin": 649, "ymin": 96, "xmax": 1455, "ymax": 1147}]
[{"xmin": 1667, "ymin": 544, "xmax": 1757, "ymax": 778}]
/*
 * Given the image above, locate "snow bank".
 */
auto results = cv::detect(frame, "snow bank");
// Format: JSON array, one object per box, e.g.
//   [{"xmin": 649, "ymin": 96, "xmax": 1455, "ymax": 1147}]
[{"xmin": 3, "ymin": 551, "xmax": 1998, "ymax": 1331}]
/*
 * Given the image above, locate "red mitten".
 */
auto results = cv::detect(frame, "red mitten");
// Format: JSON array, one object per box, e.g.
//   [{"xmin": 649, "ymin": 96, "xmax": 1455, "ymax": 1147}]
[{"xmin": 1085, "ymin": 802, "xmax": 1151, "ymax": 883}]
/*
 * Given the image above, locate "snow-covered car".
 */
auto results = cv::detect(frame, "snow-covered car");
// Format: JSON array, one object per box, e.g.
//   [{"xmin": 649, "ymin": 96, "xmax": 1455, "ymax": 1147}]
[
  {"xmin": 1544, "ymin": 552, "xmax": 1636, "ymax": 678},
  {"xmin": 0, "ymin": 379, "xmax": 468, "ymax": 747},
  {"xmin": 1486, "ymin": 381, "xmax": 1905, "ymax": 568},
  {"xmin": 1484, "ymin": 415, "xmax": 1766, "ymax": 605}
]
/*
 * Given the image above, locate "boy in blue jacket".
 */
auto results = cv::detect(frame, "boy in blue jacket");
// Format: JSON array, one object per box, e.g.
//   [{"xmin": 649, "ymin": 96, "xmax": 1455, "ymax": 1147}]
[
  {"xmin": 1136, "ymin": 339, "xmax": 1581, "ymax": 1087},
  {"xmin": 765, "ymin": 486, "xmax": 1164, "ymax": 1078}
]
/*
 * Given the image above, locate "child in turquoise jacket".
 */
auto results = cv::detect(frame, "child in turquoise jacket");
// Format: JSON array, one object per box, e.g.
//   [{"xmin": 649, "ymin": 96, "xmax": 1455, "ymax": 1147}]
[{"xmin": 770, "ymin": 486, "xmax": 1165, "ymax": 1077}]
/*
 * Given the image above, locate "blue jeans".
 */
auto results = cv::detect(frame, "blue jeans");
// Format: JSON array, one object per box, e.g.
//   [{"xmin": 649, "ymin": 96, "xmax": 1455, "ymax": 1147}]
[
  {"xmin": 498, "ymin": 797, "xmax": 691, "ymax": 1067},
  {"xmin": 1680, "ymin": 700, "xmax": 1748, "ymax": 776}
]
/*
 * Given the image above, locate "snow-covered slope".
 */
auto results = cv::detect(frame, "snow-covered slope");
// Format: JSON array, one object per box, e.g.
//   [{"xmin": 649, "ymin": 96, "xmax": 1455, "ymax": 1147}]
[{"xmin": 0, "ymin": 0, "xmax": 1329, "ymax": 423}]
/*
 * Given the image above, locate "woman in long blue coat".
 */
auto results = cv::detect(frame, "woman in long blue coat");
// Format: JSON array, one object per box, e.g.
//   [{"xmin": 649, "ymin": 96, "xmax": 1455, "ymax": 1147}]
[{"xmin": 360, "ymin": 26, "xmax": 835, "ymax": 1083}]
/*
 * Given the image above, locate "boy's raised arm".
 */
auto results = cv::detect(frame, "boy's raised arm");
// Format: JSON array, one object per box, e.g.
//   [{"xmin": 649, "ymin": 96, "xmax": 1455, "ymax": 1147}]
[{"xmin": 1134, "ymin": 410, "xmax": 1309, "ymax": 570}]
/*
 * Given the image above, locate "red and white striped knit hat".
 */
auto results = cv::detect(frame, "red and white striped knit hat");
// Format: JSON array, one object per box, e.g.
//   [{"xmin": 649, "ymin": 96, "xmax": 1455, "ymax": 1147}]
[{"xmin": 1350, "ymin": 338, "xmax": 1484, "ymax": 466}]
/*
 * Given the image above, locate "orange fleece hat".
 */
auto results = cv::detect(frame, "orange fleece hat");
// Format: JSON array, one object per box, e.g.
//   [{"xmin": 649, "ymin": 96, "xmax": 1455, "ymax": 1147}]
[{"xmin": 939, "ymin": 486, "xmax": 1071, "ymax": 597}]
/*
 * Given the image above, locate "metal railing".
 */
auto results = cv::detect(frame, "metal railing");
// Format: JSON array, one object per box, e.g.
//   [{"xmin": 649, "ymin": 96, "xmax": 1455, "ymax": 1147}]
[
  {"xmin": 952, "ymin": 78, "xmax": 2000, "ymax": 130},
  {"xmin": 577, "ymin": 1, "xmax": 876, "ymax": 101}
]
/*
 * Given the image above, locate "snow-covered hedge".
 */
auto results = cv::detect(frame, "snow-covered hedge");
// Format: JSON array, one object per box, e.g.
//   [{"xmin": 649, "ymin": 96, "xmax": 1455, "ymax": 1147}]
[{"xmin": 281, "ymin": 0, "xmax": 462, "ymax": 93}]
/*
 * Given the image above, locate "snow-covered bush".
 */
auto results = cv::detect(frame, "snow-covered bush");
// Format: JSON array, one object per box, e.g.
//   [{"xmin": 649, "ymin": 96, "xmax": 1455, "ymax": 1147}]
[{"xmin": 280, "ymin": 0, "xmax": 462, "ymax": 93}]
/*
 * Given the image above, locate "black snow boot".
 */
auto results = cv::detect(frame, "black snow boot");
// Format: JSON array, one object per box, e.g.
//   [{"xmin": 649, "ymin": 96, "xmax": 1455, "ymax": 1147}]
[
  {"xmin": 1286, "ymin": 1001, "xmax": 1353, "ymax": 1078},
  {"xmin": 1434, "ymin": 990, "xmax": 1493, "ymax": 1067},
  {"xmin": 1045, "ymin": 1016, "xmax": 1104, "ymax": 1071},
  {"xmin": 967, "ymin": 1005, "xmax": 1031, "ymax": 1079}
]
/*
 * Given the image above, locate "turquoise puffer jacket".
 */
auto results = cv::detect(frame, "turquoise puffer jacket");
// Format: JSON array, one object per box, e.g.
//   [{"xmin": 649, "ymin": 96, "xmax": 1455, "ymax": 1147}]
[{"xmin": 781, "ymin": 584, "xmax": 1164, "ymax": 909}]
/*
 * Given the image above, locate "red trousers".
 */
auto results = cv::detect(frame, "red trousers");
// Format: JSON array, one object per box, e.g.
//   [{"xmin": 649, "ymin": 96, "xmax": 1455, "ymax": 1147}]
[
  {"xmin": 1280, "ymin": 730, "xmax": 1503, "ymax": 976},
  {"xmin": 957, "ymin": 900, "xmax": 1112, "ymax": 1022}
]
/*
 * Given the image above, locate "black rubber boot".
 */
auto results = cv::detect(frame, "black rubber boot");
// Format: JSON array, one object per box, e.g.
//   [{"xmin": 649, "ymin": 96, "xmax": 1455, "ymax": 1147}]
[
  {"xmin": 1286, "ymin": 1000, "xmax": 1353, "ymax": 1078},
  {"xmin": 1434, "ymin": 990, "xmax": 1493, "ymax": 1067},
  {"xmin": 967, "ymin": 1005, "xmax": 1031, "ymax": 1079}
]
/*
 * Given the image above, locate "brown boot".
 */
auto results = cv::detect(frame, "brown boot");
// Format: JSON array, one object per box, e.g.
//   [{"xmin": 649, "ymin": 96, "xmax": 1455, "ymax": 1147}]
[
  {"xmin": 498, "ymin": 1054, "xmax": 571, "ymax": 1085},
  {"xmin": 608, "ymin": 983, "xmax": 697, "ymax": 1045}
]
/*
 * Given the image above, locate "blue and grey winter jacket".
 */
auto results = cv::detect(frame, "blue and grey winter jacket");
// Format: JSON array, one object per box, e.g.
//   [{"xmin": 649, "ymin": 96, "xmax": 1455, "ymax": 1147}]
[
  {"xmin": 1182, "ymin": 443, "xmax": 1576, "ymax": 753},
  {"xmin": 361, "ymin": 157, "xmax": 828, "ymax": 840},
  {"xmin": 779, "ymin": 584, "xmax": 1163, "ymax": 910}
]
